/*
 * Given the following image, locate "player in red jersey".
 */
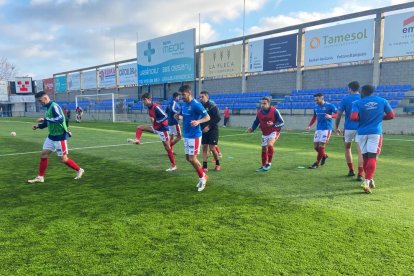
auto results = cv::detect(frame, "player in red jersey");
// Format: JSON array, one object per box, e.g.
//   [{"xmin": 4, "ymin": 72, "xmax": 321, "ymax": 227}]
[
  {"xmin": 223, "ymin": 107, "xmax": 230, "ymax": 127},
  {"xmin": 128, "ymin": 93, "xmax": 176, "ymax": 171},
  {"xmin": 247, "ymin": 97, "xmax": 284, "ymax": 172}
]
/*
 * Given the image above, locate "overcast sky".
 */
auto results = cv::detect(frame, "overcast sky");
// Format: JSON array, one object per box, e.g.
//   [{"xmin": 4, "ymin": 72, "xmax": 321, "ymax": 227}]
[{"xmin": 0, "ymin": 0, "xmax": 412, "ymax": 80}]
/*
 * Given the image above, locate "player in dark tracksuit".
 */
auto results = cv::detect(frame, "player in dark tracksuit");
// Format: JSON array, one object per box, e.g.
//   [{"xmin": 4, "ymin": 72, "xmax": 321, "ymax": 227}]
[{"xmin": 199, "ymin": 91, "xmax": 221, "ymax": 172}]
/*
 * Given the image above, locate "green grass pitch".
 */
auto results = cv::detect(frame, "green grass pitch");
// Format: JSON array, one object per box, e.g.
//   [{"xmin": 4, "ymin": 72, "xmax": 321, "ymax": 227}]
[{"xmin": 1, "ymin": 118, "xmax": 413, "ymax": 274}]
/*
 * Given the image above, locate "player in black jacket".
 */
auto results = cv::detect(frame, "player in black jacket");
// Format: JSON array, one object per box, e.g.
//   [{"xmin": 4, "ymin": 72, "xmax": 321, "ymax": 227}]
[{"xmin": 199, "ymin": 91, "xmax": 222, "ymax": 172}]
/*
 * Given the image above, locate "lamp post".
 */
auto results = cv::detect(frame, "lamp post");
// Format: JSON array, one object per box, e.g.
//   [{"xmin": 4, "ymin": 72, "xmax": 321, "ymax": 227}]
[{"xmin": 241, "ymin": 0, "xmax": 247, "ymax": 93}]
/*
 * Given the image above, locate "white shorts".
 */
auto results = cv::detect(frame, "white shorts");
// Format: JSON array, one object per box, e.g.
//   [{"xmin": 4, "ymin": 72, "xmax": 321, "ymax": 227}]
[
  {"xmin": 183, "ymin": 137, "xmax": 201, "ymax": 156},
  {"xmin": 343, "ymin": 129, "xmax": 357, "ymax": 143},
  {"xmin": 168, "ymin": 124, "xmax": 181, "ymax": 136},
  {"xmin": 261, "ymin": 131, "xmax": 280, "ymax": 146},
  {"xmin": 313, "ymin": 130, "xmax": 332, "ymax": 143},
  {"xmin": 356, "ymin": 134, "xmax": 383, "ymax": 154},
  {"xmin": 43, "ymin": 138, "xmax": 69, "ymax": 156},
  {"xmin": 154, "ymin": 129, "xmax": 170, "ymax": 142}
]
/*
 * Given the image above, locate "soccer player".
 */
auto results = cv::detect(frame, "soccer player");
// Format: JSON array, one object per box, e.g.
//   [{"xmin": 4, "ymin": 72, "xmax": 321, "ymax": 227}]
[
  {"xmin": 351, "ymin": 84, "xmax": 394, "ymax": 193},
  {"xmin": 335, "ymin": 81, "xmax": 363, "ymax": 180},
  {"xmin": 128, "ymin": 93, "xmax": 176, "ymax": 172},
  {"xmin": 28, "ymin": 92, "xmax": 84, "ymax": 183},
  {"xmin": 306, "ymin": 93, "xmax": 338, "ymax": 169},
  {"xmin": 199, "ymin": 91, "xmax": 221, "ymax": 172},
  {"xmin": 247, "ymin": 97, "xmax": 284, "ymax": 172},
  {"xmin": 175, "ymin": 85, "xmax": 210, "ymax": 192},
  {"xmin": 223, "ymin": 107, "xmax": 230, "ymax": 127},
  {"xmin": 165, "ymin": 92, "xmax": 182, "ymax": 151},
  {"xmin": 75, "ymin": 106, "xmax": 83, "ymax": 123}
]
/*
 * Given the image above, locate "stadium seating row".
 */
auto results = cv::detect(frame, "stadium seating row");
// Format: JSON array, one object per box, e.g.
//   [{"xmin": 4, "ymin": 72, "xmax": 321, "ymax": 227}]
[
  {"xmin": 208, "ymin": 91, "xmax": 271, "ymax": 99},
  {"xmin": 277, "ymin": 100, "xmax": 400, "ymax": 109},
  {"xmin": 285, "ymin": 91, "xmax": 407, "ymax": 102},
  {"xmin": 291, "ymin": 84, "xmax": 412, "ymax": 95}
]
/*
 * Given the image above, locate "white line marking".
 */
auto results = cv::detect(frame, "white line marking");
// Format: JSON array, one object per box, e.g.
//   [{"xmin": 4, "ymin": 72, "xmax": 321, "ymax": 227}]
[{"xmin": 1, "ymin": 126, "xmax": 413, "ymax": 157}]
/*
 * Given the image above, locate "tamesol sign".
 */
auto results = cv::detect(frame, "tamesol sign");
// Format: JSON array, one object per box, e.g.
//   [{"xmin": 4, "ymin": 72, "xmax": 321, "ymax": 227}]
[
  {"xmin": 383, "ymin": 11, "xmax": 414, "ymax": 58},
  {"xmin": 305, "ymin": 19, "xmax": 374, "ymax": 66}
]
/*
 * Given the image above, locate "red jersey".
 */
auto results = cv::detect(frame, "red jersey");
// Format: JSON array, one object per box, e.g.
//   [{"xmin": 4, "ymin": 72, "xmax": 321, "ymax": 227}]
[
  {"xmin": 255, "ymin": 106, "xmax": 284, "ymax": 135},
  {"xmin": 224, "ymin": 108, "xmax": 230, "ymax": 118},
  {"xmin": 148, "ymin": 103, "xmax": 168, "ymax": 131}
]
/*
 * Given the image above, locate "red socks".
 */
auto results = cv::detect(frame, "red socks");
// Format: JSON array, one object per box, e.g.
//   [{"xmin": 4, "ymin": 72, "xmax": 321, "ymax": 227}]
[
  {"xmin": 39, "ymin": 157, "xmax": 81, "ymax": 176},
  {"xmin": 196, "ymin": 168, "xmax": 204, "ymax": 178},
  {"xmin": 135, "ymin": 128, "xmax": 143, "ymax": 141},
  {"xmin": 261, "ymin": 151, "xmax": 268, "ymax": 166},
  {"xmin": 267, "ymin": 146, "xmax": 274, "ymax": 163},
  {"xmin": 347, "ymin": 162, "xmax": 354, "ymax": 171},
  {"xmin": 365, "ymin": 157, "xmax": 377, "ymax": 180},
  {"xmin": 65, "ymin": 158, "xmax": 81, "ymax": 171},
  {"xmin": 317, "ymin": 147, "xmax": 325, "ymax": 163},
  {"xmin": 358, "ymin": 166, "xmax": 364, "ymax": 177},
  {"xmin": 39, "ymin": 158, "xmax": 48, "ymax": 176},
  {"xmin": 167, "ymin": 148, "xmax": 175, "ymax": 166}
]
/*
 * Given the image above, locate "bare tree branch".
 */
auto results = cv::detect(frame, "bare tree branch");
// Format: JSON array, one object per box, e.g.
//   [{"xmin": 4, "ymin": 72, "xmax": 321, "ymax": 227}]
[{"xmin": 0, "ymin": 57, "xmax": 18, "ymax": 81}]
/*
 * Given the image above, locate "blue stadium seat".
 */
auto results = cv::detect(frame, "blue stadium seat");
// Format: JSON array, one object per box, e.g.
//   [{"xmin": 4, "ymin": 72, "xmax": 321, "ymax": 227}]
[
  {"xmin": 305, "ymin": 102, "xmax": 314, "ymax": 109},
  {"xmin": 392, "ymin": 85, "xmax": 401, "ymax": 92},
  {"xmin": 402, "ymin": 84, "xmax": 412, "ymax": 91},
  {"xmin": 390, "ymin": 100, "xmax": 399, "ymax": 108},
  {"xmin": 375, "ymin": 85, "xmax": 384, "ymax": 92},
  {"xmin": 379, "ymin": 92, "xmax": 387, "ymax": 98},
  {"xmin": 384, "ymin": 85, "xmax": 393, "ymax": 92},
  {"xmin": 387, "ymin": 92, "xmax": 398, "ymax": 100},
  {"xmin": 397, "ymin": 92, "xmax": 405, "ymax": 100}
]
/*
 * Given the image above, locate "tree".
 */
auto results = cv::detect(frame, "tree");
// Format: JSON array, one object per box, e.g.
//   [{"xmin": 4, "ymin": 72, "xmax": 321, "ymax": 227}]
[{"xmin": 0, "ymin": 57, "xmax": 17, "ymax": 81}]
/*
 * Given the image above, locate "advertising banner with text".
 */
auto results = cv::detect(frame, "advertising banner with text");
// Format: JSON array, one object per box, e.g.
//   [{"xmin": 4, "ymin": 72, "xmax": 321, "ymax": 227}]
[
  {"xmin": 82, "ymin": 71, "xmax": 97, "ymax": 90},
  {"xmin": 137, "ymin": 29, "xmax": 195, "ymax": 85},
  {"xmin": 383, "ymin": 11, "xmax": 414, "ymax": 57},
  {"xmin": 68, "ymin": 72, "xmax": 81, "ymax": 91},
  {"xmin": 203, "ymin": 44, "xmax": 242, "ymax": 78},
  {"xmin": 118, "ymin": 63, "xmax": 138, "ymax": 86},
  {"xmin": 43, "ymin": 78, "xmax": 54, "ymax": 93},
  {"xmin": 304, "ymin": 19, "xmax": 374, "ymax": 66},
  {"xmin": 35, "ymin": 79, "xmax": 44, "ymax": 92},
  {"xmin": 249, "ymin": 34, "xmax": 297, "ymax": 72},
  {"xmin": 0, "ymin": 81, "xmax": 8, "ymax": 102},
  {"xmin": 54, "ymin": 76, "xmax": 67, "ymax": 93},
  {"xmin": 98, "ymin": 67, "xmax": 116, "ymax": 88}
]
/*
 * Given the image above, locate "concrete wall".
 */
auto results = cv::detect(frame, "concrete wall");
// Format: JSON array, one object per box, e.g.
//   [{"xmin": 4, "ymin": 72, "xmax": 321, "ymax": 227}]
[
  {"xmin": 247, "ymin": 72, "xmax": 297, "ymax": 95},
  {"xmin": 380, "ymin": 60, "xmax": 414, "ymax": 86},
  {"xmin": 202, "ymin": 77, "xmax": 242, "ymax": 93},
  {"xmin": 303, "ymin": 64, "xmax": 373, "ymax": 88},
  {"xmin": 201, "ymin": 73, "xmax": 298, "ymax": 96}
]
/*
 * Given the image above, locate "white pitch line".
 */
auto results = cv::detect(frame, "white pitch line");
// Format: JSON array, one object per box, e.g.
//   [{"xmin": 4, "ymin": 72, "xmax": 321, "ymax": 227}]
[
  {"xmin": 0, "ymin": 140, "xmax": 160, "ymax": 157},
  {"xmin": 1, "ymin": 127, "xmax": 413, "ymax": 158}
]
